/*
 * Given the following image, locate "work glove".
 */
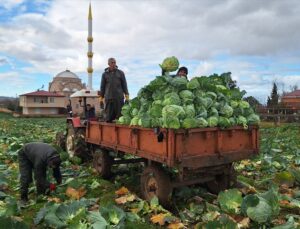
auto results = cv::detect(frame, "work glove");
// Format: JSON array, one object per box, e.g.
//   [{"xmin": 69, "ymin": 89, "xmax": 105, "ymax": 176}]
[
  {"xmin": 49, "ymin": 183, "xmax": 56, "ymax": 192},
  {"xmin": 99, "ymin": 96, "xmax": 104, "ymax": 109},
  {"xmin": 125, "ymin": 94, "xmax": 130, "ymax": 104}
]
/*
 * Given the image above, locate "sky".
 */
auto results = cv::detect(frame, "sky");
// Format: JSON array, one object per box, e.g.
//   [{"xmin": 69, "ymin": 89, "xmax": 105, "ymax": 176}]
[{"xmin": 1, "ymin": 0, "xmax": 300, "ymax": 103}]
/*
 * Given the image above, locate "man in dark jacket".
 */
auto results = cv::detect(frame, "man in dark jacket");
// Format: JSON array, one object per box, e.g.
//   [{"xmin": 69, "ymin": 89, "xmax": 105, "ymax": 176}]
[
  {"xmin": 99, "ymin": 57, "xmax": 129, "ymax": 122},
  {"xmin": 18, "ymin": 142, "xmax": 62, "ymax": 203}
]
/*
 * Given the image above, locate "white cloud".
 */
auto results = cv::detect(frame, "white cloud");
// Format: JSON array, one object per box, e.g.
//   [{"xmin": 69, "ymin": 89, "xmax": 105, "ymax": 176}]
[
  {"xmin": 0, "ymin": 0, "xmax": 300, "ymax": 99},
  {"xmin": 0, "ymin": 0, "xmax": 25, "ymax": 10}
]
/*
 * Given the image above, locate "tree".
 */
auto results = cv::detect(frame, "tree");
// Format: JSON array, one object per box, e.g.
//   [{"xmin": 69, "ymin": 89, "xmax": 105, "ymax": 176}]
[
  {"xmin": 244, "ymin": 96, "xmax": 261, "ymax": 109},
  {"xmin": 268, "ymin": 82, "xmax": 279, "ymax": 107}
]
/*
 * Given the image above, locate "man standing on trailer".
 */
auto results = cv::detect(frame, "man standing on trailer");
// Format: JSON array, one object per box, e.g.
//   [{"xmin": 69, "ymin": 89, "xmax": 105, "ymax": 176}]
[{"xmin": 99, "ymin": 57, "xmax": 129, "ymax": 122}]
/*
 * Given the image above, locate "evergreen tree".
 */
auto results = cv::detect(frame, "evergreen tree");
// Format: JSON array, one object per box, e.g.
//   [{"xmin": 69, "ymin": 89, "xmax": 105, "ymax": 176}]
[{"xmin": 270, "ymin": 82, "xmax": 279, "ymax": 106}]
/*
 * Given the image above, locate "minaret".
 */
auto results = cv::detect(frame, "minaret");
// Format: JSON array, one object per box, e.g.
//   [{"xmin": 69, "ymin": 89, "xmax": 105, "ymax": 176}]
[{"xmin": 87, "ymin": 3, "xmax": 93, "ymax": 90}]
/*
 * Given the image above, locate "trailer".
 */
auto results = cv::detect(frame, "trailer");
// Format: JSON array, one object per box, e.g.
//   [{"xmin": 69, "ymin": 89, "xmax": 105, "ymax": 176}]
[{"xmin": 85, "ymin": 121, "xmax": 259, "ymax": 205}]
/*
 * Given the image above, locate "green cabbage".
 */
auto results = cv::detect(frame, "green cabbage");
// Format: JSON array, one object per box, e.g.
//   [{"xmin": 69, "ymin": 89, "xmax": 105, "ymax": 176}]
[
  {"xmin": 220, "ymin": 104, "xmax": 233, "ymax": 118},
  {"xmin": 207, "ymin": 116, "xmax": 218, "ymax": 127},
  {"xmin": 179, "ymin": 90, "xmax": 194, "ymax": 104},
  {"xmin": 187, "ymin": 78, "xmax": 200, "ymax": 90},
  {"xmin": 218, "ymin": 117, "xmax": 231, "ymax": 128},
  {"xmin": 184, "ymin": 104, "xmax": 196, "ymax": 118},
  {"xmin": 237, "ymin": 115, "xmax": 248, "ymax": 129},
  {"xmin": 163, "ymin": 92, "xmax": 181, "ymax": 106},
  {"xmin": 239, "ymin": 101, "xmax": 250, "ymax": 109},
  {"xmin": 182, "ymin": 118, "xmax": 198, "ymax": 129},
  {"xmin": 159, "ymin": 56, "xmax": 179, "ymax": 72},
  {"xmin": 121, "ymin": 105, "xmax": 131, "ymax": 117},
  {"xmin": 162, "ymin": 116, "xmax": 181, "ymax": 129},
  {"xmin": 130, "ymin": 117, "xmax": 139, "ymax": 126},
  {"xmin": 170, "ymin": 77, "xmax": 188, "ymax": 90},
  {"xmin": 149, "ymin": 104, "xmax": 163, "ymax": 118},
  {"xmin": 162, "ymin": 105, "xmax": 186, "ymax": 119},
  {"xmin": 247, "ymin": 114, "xmax": 260, "ymax": 125},
  {"xmin": 197, "ymin": 117, "xmax": 208, "ymax": 127}
]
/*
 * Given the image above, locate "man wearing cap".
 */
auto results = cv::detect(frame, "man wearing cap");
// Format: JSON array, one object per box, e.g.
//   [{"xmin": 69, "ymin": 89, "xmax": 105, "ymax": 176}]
[
  {"xmin": 176, "ymin": 66, "xmax": 188, "ymax": 79},
  {"xmin": 99, "ymin": 57, "xmax": 129, "ymax": 122},
  {"xmin": 18, "ymin": 142, "xmax": 62, "ymax": 204}
]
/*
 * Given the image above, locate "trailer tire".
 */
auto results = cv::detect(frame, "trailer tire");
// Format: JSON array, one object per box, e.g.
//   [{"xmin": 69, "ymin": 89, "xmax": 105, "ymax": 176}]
[
  {"xmin": 93, "ymin": 148, "xmax": 113, "ymax": 179},
  {"xmin": 206, "ymin": 164, "xmax": 237, "ymax": 193},
  {"xmin": 66, "ymin": 124, "xmax": 88, "ymax": 160},
  {"xmin": 140, "ymin": 165, "xmax": 172, "ymax": 207}
]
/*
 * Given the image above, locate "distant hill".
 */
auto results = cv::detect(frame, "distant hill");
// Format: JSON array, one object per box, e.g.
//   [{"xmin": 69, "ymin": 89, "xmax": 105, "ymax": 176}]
[{"xmin": 0, "ymin": 96, "xmax": 16, "ymax": 101}]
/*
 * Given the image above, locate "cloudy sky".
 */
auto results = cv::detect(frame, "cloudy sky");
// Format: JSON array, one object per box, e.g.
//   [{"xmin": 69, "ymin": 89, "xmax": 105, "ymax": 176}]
[{"xmin": 1, "ymin": 0, "xmax": 300, "ymax": 103}]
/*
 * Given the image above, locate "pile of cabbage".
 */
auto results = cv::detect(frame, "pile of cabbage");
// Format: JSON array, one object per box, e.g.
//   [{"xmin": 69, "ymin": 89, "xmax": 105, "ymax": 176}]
[{"xmin": 117, "ymin": 72, "xmax": 260, "ymax": 129}]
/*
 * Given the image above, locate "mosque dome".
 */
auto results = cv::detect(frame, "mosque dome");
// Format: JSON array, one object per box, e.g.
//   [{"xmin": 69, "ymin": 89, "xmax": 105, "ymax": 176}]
[
  {"xmin": 62, "ymin": 88, "xmax": 71, "ymax": 92},
  {"xmin": 55, "ymin": 70, "xmax": 79, "ymax": 79}
]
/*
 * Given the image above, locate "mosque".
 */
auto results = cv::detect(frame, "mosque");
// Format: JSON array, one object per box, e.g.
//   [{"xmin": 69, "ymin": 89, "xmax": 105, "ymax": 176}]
[{"xmin": 19, "ymin": 4, "xmax": 98, "ymax": 116}]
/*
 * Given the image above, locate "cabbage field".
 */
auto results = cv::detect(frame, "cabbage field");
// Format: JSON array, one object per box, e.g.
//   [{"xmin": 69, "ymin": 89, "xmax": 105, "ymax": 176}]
[{"xmin": 1, "ymin": 113, "xmax": 300, "ymax": 228}]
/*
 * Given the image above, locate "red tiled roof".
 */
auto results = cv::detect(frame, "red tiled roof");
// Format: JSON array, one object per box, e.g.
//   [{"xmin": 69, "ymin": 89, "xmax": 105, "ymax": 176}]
[
  {"xmin": 20, "ymin": 90, "xmax": 65, "ymax": 97},
  {"xmin": 282, "ymin": 90, "xmax": 300, "ymax": 98}
]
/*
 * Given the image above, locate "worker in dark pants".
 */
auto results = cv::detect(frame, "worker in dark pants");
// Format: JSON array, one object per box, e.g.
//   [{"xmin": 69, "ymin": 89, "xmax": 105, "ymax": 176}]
[
  {"xmin": 99, "ymin": 57, "xmax": 129, "ymax": 122},
  {"xmin": 18, "ymin": 142, "xmax": 62, "ymax": 205}
]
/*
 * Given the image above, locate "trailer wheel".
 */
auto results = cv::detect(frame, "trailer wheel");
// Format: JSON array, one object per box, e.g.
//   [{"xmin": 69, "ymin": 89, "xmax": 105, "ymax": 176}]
[
  {"xmin": 206, "ymin": 164, "xmax": 237, "ymax": 193},
  {"xmin": 93, "ymin": 148, "xmax": 113, "ymax": 179},
  {"xmin": 140, "ymin": 165, "xmax": 172, "ymax": 206},
  {"xmin": 66, "ymin": 124, "xmax": 87, "ymax": 159}
]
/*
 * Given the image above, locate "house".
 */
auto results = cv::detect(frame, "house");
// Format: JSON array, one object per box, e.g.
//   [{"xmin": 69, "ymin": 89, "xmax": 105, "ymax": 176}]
[
  {"xmin": 281, "ymin": 90, "xmax": 300, "ymax": 109},
  {"xmin": 19, "ymin": 90, "xmax": 65, "ymax": 115}
]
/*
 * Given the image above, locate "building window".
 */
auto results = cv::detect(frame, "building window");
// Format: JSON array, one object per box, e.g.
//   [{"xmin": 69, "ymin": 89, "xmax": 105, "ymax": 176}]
[{"xmin": 49, "ymin": 97, "xmax": 55, "ymax": 103}]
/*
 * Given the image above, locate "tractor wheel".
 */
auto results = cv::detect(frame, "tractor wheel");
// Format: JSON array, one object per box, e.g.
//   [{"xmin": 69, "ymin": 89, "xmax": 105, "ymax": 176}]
[
  {"xmin": 140, "ymin": 165, "xmax": 172, "ymax": 207},
  {"xmin": 93, "ymin": 148, "xmax": 113, "ymax": 179},
  {"xmin": 55, "ymin": 131, "xmax": 66, "ymax": 151},
  {"xmin": 66, "ymin": 124, "xmax": 87, "ymax": 160},
  {"xmin": 206, "ymin": 164, "xmax": 237, "ymax": 194}
]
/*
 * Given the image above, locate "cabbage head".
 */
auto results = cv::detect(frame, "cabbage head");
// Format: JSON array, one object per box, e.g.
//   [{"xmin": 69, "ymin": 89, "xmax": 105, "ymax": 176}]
[
  {"xmin": 170, "ymin": 77, "xmax": 188, "ymax": 90},
  {"xmin": 229, "ymin": 117, "xmax": 237, "ymax": 126},
  {"xmin": 197, "ymin": 97, "xmax": 213, "ymax": 108},
  {"xmin": 184, "ymin": 104, "xmax": 196, "ymax": 118},
  {"xmin": 147, "ymin": 76, "xmax": 167, "ymax": 91},
  {"xmin": 244, "ymin": 107, "xmax": 254, "ymax": 117},
  {"xmin": 187, "ymin": 78, "xmax": 200, "ymax": 90},
  {"xmin": 179, "ymin": 90, "xmax": 194, "ymax": 104},
  {"xmin": 206, "ymin": 92, "xmax": 217, "ymax": 100},
  {"xmin": 138, "ymin": 114, "xmax": 152, "ymax": 128},
  {"xmin": 151, "ymin": 118, "xmax": 163, "ymax": 127},
  {"xmin": 209, "ymin": 107, "xmax": 219, "ymax": 117},
  {"xmin": 162, "ymin": 105, "xmax": 186, "ymax": 120},
  {"xmin": 159, "ymin": 56, "xmax": 179, "ymax": 72},
  {"xmin": 182, "ymin": 118, "xmax": 198, "ymax": 129},
  {"xmin": 195, "ymin": 106, "xmax": 208, "ymax": 119},
  {"xmin": 121, "ymin": 105, "xmax": 131, "ymax": 117},
  {"xmin": 131, "ymin": 108, "xmax": 139, "ymax": 117},
  {"xmin": 129, "ymin": 97, "xmax": 141, "ymax": 110},
  {"xmin": 163, "ymin": 117, "xmax": 181, "ymax": 129},
  {"xmin": 130, "ymin": 117, "xmax": 139, "ymax": 126},
  {"xmin": 239, "ymin": 101, "xmax": 250, "ymax": 109},
  {"xmin": 197, "ymin": 117, "xmax": 208, "ymax": 128},
  {"xmin": 230, "ymin": 100, "xmax": 239, "ymax": 108},
  {"xmin": 207, "ymin": 116, "xmax": 218, "ymax": 127},
  {"xmin": 237, "ymin": 115, "xmax": 248, "ymax": 129},
  {"xmin": 149, "ymin": 104, "xmax": 163, "ymax": 118},
  {"xmin": 247, "ymin": 114, "xmax": 260, "ymax": 125},
  {"xmin": 163, "ymin": 92, "xmax": 181, "ymax": 106},
  {"xmin": 220, "ymin": 104, "xmax": 233, "ymax": 118},
  {"xmin": 218, "ymin": 117, "xmax": 231, "ymax": 128},
  {"xmin": 152, "ymin": 90, "xmax": 164, "ymax": 101},
  {"xmin": 117, "ymin": 116, "xmax": 131, "ymax": 125}
]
